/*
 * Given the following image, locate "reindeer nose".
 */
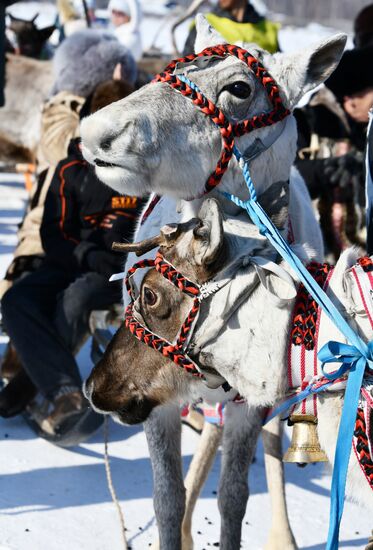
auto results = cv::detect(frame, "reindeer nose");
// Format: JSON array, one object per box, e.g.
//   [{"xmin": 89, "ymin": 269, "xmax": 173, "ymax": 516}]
[{"xmin": 80, "ymin": 112, "xmax": 125, "ymax": 158}]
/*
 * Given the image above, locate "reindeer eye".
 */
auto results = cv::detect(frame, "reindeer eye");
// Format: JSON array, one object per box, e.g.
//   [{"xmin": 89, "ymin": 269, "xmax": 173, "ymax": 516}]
[
  {"xmin": 224, "ymin": 81, "xmax": 252, "ymax": 99},
  {"xmin": 143, "ymin": 287, "xmax": 158, "ymax": 306}
]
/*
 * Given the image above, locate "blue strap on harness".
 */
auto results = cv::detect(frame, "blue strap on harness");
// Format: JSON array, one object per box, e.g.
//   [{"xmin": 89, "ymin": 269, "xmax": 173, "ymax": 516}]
[
  {"xmin": 222, "ymin": 146, "xmax": 373, "ymax": 550},
  {"xmin": 264, "ymin": 379, "xmax": 334, "ymax": 425},
  {"xmin": 176, "ymin": 74, "xmax": 203, "ymax": 93}
]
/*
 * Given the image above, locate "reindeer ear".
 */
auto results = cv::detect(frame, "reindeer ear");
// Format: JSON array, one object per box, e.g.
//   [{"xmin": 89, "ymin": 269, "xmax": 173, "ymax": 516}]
[
  {"xmin": 193, "ymin": 199, "xmax": 224, "ymax": 265},
  {"xmin": 39, "ymin": 25, "xmax": 56, "ymax": 41},
  {"xmin": 160, "ymin": 224, "xmax": 180, "ymax": 241},
  {"xmin": 194, "ymin": 14, "xmax": 227, "ymax": 53},
  {"xmin": 264, "ymin": 33, "xmax": 347, "ymax": 108}
]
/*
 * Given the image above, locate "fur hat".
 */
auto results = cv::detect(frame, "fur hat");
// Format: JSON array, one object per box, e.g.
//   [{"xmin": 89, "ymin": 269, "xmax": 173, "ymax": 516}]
[
  {"xmin": 51, "ymin": 29, "xmax": 137, "ymax": 97},
  {"xmin": 354, "ymin": 4, "xmax": 373, "ymax": 48},
  {"xmin": 90, "ymin": 79, "xmax": 134, "ymax": 113},
  {"xmin": 325, "ymin": 46, "xmax": 373, "ymax": 100},
  {"xmin": 108, "ymin": 0, "xmax": 129, "ymax": 13}
]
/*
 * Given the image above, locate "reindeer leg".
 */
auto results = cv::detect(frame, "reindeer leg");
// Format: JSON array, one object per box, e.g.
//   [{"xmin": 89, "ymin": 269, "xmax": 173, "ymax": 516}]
[
  {"xmin": 144, "ymin": 404, "xmax": 185, "ymax": 550},
  {"xmin": 365, "ymin": 530, "xmax": 373, "ymax": 550},
  {"xmin": 182, "ymin": 421, "xmax": 222, "ymax": 550},
  {"xmin": 262, "ymin": 416, "xmax": 297, "ymax": 550},
  {"xmin": 218, "ymin": 403, "xmax": 263, "ymax": 550}
]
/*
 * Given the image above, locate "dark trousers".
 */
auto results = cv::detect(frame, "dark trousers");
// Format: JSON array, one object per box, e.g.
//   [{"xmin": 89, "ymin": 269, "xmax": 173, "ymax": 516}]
[{"xmin": 1, "ymin": 264, "xmax": 121, "ymax": 399}]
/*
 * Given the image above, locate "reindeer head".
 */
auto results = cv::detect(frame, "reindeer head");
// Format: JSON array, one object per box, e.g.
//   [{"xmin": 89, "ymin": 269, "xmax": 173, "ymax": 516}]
[
  {"xmin": 84, "ymin": 199, "xmax": 226, "ymax": 424},
  {"xmin": 8, "ymin": 14, "xmax": 55, "ymax": 58},
  {"xmin": 81, "ymin": 15, "xmax": 346, "ymax": 200}
]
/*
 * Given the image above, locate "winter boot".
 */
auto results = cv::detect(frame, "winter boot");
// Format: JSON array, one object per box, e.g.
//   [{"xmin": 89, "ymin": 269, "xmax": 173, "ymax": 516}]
[
  {"xmin": 366, "ymin": 530, "xmax": 373, "ymax": 550},
  {"xmin": 0, "ymin": 342, "xmax": 23, "ymax": 381},
  {"xmin": 0, "ymin": 369, "xmax": 37, "ymax": 417},
  {"xmin": 24, "ymin": 386, "xmax": 104, "ymax": 447},
  {"xmin": 40, "ymin": 388, "xmax": 85, "ymax": 436}
]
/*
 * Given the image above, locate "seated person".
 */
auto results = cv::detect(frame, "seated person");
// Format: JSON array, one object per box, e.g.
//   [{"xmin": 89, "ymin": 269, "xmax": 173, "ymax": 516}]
[
  {"xmin": 0, "ymin": 80, "xmax": 145, "ymax": 439},
  {"xmin": 0, "ymin": 34, "xmax": 137, "ymax": 301},
  {"xmin": 108, "ymin": 0, "xmax": 142, "ymax": 61},
  {"xmin": 0, "ymin": 75, "xmax": 134, "ymax": 375},
  {"xmin": 183, "ymin": 0, "xmax": 280, "ymax": 55}
]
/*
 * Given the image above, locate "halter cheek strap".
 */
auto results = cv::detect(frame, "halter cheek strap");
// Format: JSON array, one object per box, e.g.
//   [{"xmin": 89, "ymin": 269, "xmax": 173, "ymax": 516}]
[
  {"xmin": 124, "ymin": 252, "xmax": 217, "ymax": 382},
  {"xmin": 123, "ymin": 249, "xmax": 299, "ymax": 389},
  {"xmin": 153, "ymin": 43, "xmax": 290, "ymax": 196}
]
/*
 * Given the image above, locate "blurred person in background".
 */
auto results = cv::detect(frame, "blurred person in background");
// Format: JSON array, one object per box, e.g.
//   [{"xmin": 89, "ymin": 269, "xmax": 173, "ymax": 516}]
[
  {"xmin": 44, "ymin": 28, "xmax": 137, "ymax": 169},
  {"xmin": 183, "ymin": 0, "xmax": 280, "ymax": 55},
  {"xmin": 354, "ymin": 3, "xmax": 373, "ymax": 48},
  {"xmin": 0, "ymin": 76, "xmax": 144, "ymax": 440},
  {"xmin": 0, "ymin": 31, "xmax": 137, "ymax": 414},
  {"xmin": 295, "ymin": 45, "xmax": 373, "ymax": 261},
  {"xmin": 108, "ymin": 0, "xmax": 142, "ymax": 61},
  {"xmin": 0, "ymin": 29, "xmax": 137, "ymax": 303}
]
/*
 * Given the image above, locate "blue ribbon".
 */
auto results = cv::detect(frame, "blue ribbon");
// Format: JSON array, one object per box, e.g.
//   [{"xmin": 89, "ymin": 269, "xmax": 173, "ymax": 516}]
[
  {"xmin": 318, "ymin": 340, "xmax": 373, "ymax": 548},
  {"xmin": 264, "ymin": 379, "xmax": 334, "ymax": 425},
  {"xmin": 319, "ymin": 340, "xmax": 373, "ymax": 381},
  {"xmin": 222, "ymin": 146, "xmax": 373, "ymax": 550}
]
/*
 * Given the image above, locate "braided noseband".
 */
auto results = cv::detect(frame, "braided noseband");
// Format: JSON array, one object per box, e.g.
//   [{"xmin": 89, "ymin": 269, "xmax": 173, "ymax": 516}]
[
  {"xmin": 153, "ymin": 43, "xmax": 290, "ymax": 195},
  {"xmin": 124, "ymin": 252, "xmax": 207, "ymax": 379}
]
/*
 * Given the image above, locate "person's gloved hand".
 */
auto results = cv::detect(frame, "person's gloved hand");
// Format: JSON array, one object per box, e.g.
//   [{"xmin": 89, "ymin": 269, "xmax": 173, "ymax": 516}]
[
  {"xmin": 322, "ymin": 151, "xmax": 364, "ymax": 189},
  {"xmin": 84, "ymin": 249, "xmax": 122, "ymax": 279}
]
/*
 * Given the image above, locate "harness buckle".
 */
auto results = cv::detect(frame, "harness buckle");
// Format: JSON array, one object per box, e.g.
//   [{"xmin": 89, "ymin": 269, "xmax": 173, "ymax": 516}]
[{"xmin": 198, "ymin": 281, "xmax": 221, "ymax": 301}]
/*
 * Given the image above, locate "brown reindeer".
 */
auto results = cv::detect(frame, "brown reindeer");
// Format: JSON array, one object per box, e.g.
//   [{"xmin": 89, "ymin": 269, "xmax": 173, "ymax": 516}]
[
  {"xmin": 0, "ymin": 14, "xmax": 55, "ymax": 163},
  {"xmin": 85, "ymin": 198, "xmax": 296, "ymax": 550},
  {"xmin": 7, "ymin": 14, "xmax": 55, "ymax": 59},
  {"xmin": 0, "ymin": 54, "xmax": 53, "ymax": 163},
  {"xmin": 86, "ymin": 214, "xmax": 226, "ymax": 421}
]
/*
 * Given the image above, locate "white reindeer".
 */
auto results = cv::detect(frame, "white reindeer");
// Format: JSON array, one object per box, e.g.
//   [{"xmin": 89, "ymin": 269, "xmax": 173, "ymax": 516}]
[
  {"xmin": 81, "ymin": 16, "xmax": 347, "ymax": 549},
  {"xmin": 86, "ymin": 198, "xmax": 298, "ymax": 550},
  {"xmin": 81, "ymin": 15, "xmax": 346, "ymax": 261}
]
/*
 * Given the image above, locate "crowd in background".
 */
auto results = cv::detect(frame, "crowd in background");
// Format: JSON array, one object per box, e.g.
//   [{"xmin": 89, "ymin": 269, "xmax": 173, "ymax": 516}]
[{"xmin": 0, "ymin": 0, "xmax": 373, "ymax": 443}]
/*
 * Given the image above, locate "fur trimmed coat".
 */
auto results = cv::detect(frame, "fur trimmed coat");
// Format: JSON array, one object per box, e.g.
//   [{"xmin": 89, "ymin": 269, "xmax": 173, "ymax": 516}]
[
  {"xmin": 37, "ymin": 90, "xmax": 85, "ymax": 170},
  {"xmin": 0, "ymin": 93, "xmax": 85, "ymax": 299}
]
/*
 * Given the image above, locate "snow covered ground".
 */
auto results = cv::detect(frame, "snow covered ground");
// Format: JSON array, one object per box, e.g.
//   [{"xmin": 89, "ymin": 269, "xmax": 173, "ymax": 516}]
[{"xmin": 0, "ymin": 175, "xmax": 371, "ymax": 550}]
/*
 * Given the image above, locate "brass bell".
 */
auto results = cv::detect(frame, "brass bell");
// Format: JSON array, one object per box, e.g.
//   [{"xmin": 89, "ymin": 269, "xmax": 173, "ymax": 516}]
[{"xmin": 283, "ymin": 414, "xmax": 328, "ymax": 467}]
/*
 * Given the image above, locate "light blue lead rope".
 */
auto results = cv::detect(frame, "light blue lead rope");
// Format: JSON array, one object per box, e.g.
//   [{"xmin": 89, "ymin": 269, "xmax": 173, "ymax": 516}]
[{"xmin": 222, "ymin": 146, "xmax": 373, "ymax": 550}]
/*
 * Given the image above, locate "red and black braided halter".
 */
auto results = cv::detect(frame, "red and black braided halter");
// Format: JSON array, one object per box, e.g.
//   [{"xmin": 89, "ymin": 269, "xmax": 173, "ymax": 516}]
[
  {"xmin": 153, "ymin": 44, "xmax": 290, "ymax": 195},
  {"xmin": 124, "ymin": 252, "xmax": 205, "ymax": 379},
  {"xmin": 353, "ymin": 407, "xmax": 373, "ymax": 489},
  {"xmin": 291, "ymin": 262, "xmax": 333, "ymax": 351}
]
